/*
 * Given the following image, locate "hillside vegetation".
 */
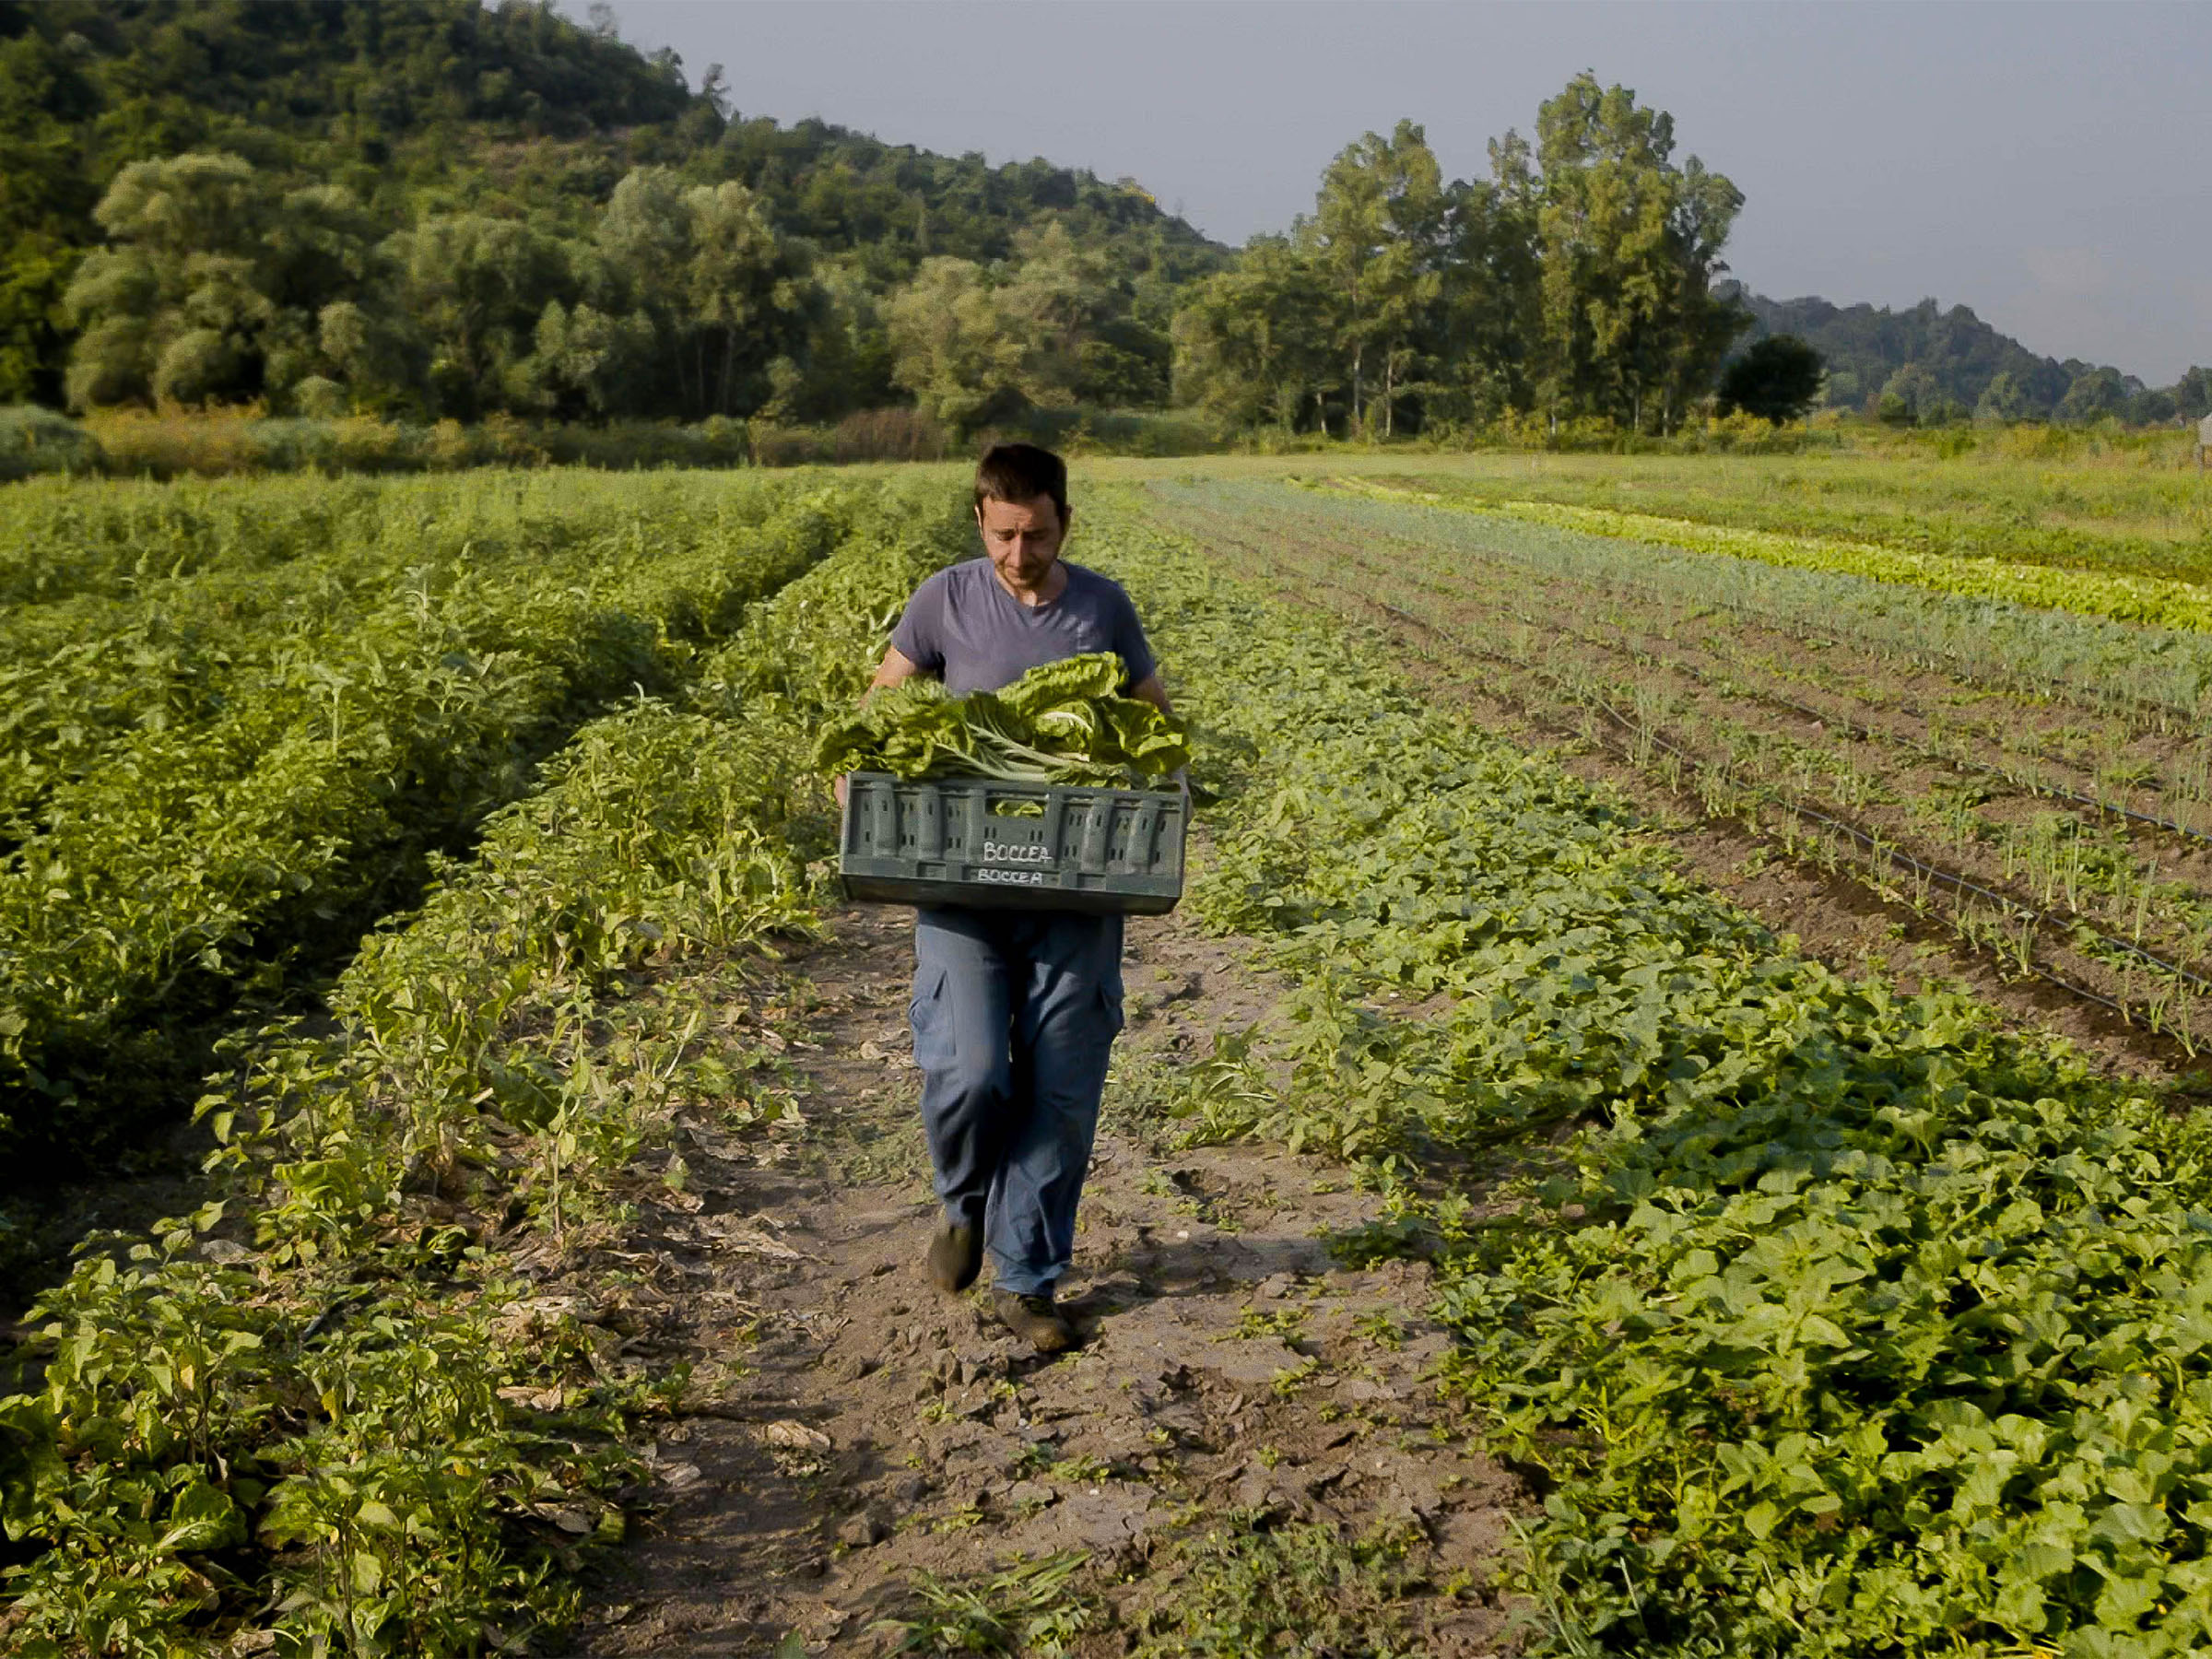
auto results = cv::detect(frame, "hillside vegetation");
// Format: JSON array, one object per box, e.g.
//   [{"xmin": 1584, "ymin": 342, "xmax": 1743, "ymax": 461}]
[
  {"xmin": 0, "ymin": 0, "xmax": 1218, "ymax": 426},
  {"xmin": 4, "ymin": 0, "xmax": 2202, "ymax": 452}
]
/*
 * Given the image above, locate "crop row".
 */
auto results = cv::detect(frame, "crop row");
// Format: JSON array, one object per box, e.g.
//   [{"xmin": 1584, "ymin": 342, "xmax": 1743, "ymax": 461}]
[
  {"xmin": 1102, "ymin": 480, "xmax": 2212, "ymax": 1655},
  {"xmin": 1166, "ymin": 480, "xmax": 2212, "ymax": 1034},
  {"xmin": 0, "ymin": 469, "xmax": 747, "ymax": 610},
  {"xmin": 1374, "ymin": 451, "xmax": 2212, "ymax": 587},
  {"xmin": 0, "ymin": 472, "xmax": 806, "ymax": 836},
  {"xmin": 1238, "ymin": 497, "xmax": 2212, "ymax": 1049},
  {"xmin": 0, "ymin": 475, "xmax": 853, "ymax": 1164},
  {"xmin": 1278, "ymin": 478, "xmax": 2212, "ymax": 726},
  {"xmin": 0, "ymin": 477, "xmax": 973, "ymax": 1655},
  {"xmin": 1325, "ymin": 477, "xmax": 2212, "ymax": 634}
]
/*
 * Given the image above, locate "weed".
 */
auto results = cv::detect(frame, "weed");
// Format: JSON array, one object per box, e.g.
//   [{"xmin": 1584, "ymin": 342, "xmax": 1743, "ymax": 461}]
[{"xmin": 877, "ymin": 1551, "xmax": 1096, "ymax": 1656}]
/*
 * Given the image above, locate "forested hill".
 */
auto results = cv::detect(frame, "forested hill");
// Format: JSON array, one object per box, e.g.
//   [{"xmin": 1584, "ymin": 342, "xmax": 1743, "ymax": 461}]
[
  {"xmin": 0, "ymin": 0, "xmax": 1225, "ymax": 407},
  {"xmin": 1729, "ymin": 286, "xmax": 2203, "ymax": 424}
]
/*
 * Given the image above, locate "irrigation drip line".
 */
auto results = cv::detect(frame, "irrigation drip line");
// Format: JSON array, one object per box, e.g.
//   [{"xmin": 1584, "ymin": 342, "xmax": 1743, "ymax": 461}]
[
  {"xmin": 1335, "ymin": 515, "xmax": 2212, "ymax": 837},
  {"xmin": 1271, "ymin": 500, "xmax": 2212, "ymax": 854},
  {"xmin": 1274, "ymin": 481, "xmax": 2212, "ymax": 733},
  {"xmin": 1350, "ymin": 590, "xmax": 2145, "ymax": 1018},
  {"xmin": 1488, "ymin": 592, "xmax": 2212, "ymax": 853},
  {"xmin": 1198, "ymin": 499, "xmax": 2212, "ymax": 981},
  {"xmin": 1494, "ymin": 609, "xmax": 2212, "ymax": 1002},
  {"xmin": 1288, "ymin": 554, "xmax": 2212, "ymax": 1029},
  {"xmin": 1736, "ymin": 681, "xmax": 2212, "ymax": 850},
  {"xmin": 1583, "ymin": 698, "xmax": 2212, "ymax": 1004}
]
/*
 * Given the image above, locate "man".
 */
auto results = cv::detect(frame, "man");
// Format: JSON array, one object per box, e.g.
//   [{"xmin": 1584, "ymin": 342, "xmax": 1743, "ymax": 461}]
[{"xmin": 865, "ymin": 442, "xmax": 1169, "ymax": 1353}]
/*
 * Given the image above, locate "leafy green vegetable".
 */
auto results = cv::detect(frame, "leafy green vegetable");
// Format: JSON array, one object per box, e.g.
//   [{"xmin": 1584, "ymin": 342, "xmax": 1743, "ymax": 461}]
[
  {"xmin": 814, "ymin": 651, "xmax": 1190, "ymax": 787},
  {"xmin": 1107, "ymin": 477, "xmax": 2212, "ymax": 1659}
]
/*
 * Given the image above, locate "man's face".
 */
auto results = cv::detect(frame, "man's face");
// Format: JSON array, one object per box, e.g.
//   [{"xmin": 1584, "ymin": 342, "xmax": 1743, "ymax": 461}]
[{"xmin": 977, "ymin": 494, "xmax": 1066, "ymax": 593}]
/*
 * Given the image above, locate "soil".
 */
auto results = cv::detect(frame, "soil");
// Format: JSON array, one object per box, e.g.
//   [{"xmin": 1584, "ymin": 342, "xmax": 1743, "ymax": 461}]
[
  {"xmin": 567, "ymin": 900, "xmax": 1524, "ymax": 1657},
  {"xmin": 1158, "ymin": 487, "xmax": 2212, "ymax": 1092}
]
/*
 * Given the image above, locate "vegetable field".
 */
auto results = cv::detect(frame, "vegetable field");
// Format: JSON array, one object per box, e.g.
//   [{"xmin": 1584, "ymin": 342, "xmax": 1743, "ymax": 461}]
[{"xmin": 8, "ymin": 456, "xmax": 2212, "ymax": 1656}]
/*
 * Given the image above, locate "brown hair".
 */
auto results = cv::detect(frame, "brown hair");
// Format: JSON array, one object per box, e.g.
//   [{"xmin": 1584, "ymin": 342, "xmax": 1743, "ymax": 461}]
[{"xmin": 973, "ymin": 441, "xmax": 1068, "ymax": 525}]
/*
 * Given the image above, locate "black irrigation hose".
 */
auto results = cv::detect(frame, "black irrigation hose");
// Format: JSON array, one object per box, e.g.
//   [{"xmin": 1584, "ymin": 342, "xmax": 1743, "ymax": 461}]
[
  {"xmin": 1308, "ymin": 480, "xmax": 2212, "ymax": 732},
  {"xmin": 1503, "ymin": 597, "xmax": 2212, "ymax": 853},
  {"xmin": 1576, "ymin": 692, "xmax": 2212, "ymax": 1005},
  {"xmin": 1460, "ymin": 601, "xmax": 2212, "ymax": 1003},
  {"xmin": 1735, "ymin": 681, "xmax": 2212, "ymax": 851},
  {"xmin": 1324, "ymin": 575, "xmax": 2208, "ymax": 1027},
  {"xmin": 1410, "ymin": 602, "xmax": 2148, "ymax": 1018}
]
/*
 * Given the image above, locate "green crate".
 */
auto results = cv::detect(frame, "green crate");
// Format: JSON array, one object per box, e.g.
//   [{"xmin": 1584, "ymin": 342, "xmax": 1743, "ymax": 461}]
[{"xmin": 838, "ymin": 771, "xmax": 1186, "ymax": 915}]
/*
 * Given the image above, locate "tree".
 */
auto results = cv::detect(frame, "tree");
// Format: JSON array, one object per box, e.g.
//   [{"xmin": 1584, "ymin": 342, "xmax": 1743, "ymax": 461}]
[
  {"xmin": 1307, "ymin": 121, "xmax": 1443, "ymax": 436},
  {"xmin": 996, "ymin": 221, "xmax": 1171, "ymax": 409},
  {"xmin": 681, "ymin": 180, "xmax": 818, "ymax": 418},
  {"xmin": 1523, "ymin": 74, "xmax": 1746, "ymax": 431},
  {"xmin": 2169, "ymin": 366, "xmax": 2210, "ymax": 421},
  {"xmin": 885, "ymin": 257, "xmax": 1026, "ymax": 432},
  {"xmin": 386, "ymin": 213, "xmax": 568, "ymax": 418},
  {"xmin": 1973, "ymin": 369, "xmax": 2035, "ymax": 423},
  {"xmin": 1426, "ymin": 158, "xmax": 1540, "ymax": 428},
  {"xmin": 1171, "ymin": 236, "xmax": 1340, "ymax": 432},
  {"xmin": 0, "ymin": 6, "xmax": 100, "ymax": 402},
  {"xmin": 1716, "ymin": 335, "xmax": 1823, "ymax": 424},
  {"xmin": 1877, "ymin": 362, "xmax": 1943, "ymax": 426},
  {"xmin": 63, "ymin": 151, "xmax": 376, "ymax": 410},
  {"xmin": 2054, "ymin": 365, "xmax": 2131, "ymax": 424},
  {"xmin": 523, "ymin": 300, "xmax": 655, "ymax": 418},
  {"xmin": 594, "ymin": 168, "xmax": 819, "ymax": 419}
]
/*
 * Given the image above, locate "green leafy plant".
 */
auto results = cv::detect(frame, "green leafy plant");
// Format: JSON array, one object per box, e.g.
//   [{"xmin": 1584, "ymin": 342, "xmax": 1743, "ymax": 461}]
[{"xmin": 814, "ymin": 651, "xmax": 1190, "ymax": 785}]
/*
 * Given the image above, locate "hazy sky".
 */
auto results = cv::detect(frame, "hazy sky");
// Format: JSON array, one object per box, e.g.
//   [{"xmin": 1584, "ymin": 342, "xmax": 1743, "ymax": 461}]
[{"xmin": 583, "ymin": 1, "xmax": 2211, "ymax": 383}]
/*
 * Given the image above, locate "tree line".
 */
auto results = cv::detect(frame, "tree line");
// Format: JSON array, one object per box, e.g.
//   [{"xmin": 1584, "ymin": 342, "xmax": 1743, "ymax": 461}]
[
  {"xmin": 1175, "ymin": 79, "xmax": 1758, "ymax": 438},
  {"xmin": 45, "ymin": 65, "xmax": 1779, "ymax": 439},
  {"xmin": 10, "ymin": 4, "xmax": 2197, "ymax": 439},
  {"xmin": 1739, "ymin": 293, "xmax": 2210, "ymax": 428}
]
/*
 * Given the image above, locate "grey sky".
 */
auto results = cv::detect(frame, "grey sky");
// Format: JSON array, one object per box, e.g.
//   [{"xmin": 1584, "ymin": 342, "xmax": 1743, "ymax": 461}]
[{"xmin": 584, "ymin": 0, "xmax": 2212, "ymax": 383}]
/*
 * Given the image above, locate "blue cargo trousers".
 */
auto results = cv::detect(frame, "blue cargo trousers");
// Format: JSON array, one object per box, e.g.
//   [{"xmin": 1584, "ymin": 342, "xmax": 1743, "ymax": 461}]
[{"xmin": 910, "ymin": 906, "xmax": 1125, "ymax": 1296}]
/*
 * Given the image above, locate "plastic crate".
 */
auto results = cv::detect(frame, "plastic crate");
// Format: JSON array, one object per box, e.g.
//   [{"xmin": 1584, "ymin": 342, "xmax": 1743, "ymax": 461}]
[{"xmin": 838, "ymin": 771, "xmax": 1186, "ymax": 915}]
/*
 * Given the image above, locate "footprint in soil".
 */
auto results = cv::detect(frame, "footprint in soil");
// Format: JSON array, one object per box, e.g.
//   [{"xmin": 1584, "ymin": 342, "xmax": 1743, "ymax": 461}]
[{"xmin": 571, "ymin": 903, "xmax": 1525, "ymax": 1657}]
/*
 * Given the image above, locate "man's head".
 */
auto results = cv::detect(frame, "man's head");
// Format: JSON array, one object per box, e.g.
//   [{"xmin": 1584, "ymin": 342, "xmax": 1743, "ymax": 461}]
[{"xmin": 974, "ymin": 442, "xmax": 1069, "ymax": 596}]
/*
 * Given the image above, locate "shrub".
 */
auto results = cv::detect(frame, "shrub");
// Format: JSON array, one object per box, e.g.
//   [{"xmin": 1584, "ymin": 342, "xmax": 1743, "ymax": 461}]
[{"xmin": 0, "ymin": 406, "xmax": 104, "ymax": 480}]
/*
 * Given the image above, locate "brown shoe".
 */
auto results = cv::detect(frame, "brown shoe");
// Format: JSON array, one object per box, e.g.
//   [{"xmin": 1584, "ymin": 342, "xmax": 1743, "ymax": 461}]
[
  {"xmin": 991, "ymin": 1286, "xmax": 1080, "ymax": 1353},
  {"xmin": 927, "ymin": 1218, "xmax": 982, "ymax": 1294}
]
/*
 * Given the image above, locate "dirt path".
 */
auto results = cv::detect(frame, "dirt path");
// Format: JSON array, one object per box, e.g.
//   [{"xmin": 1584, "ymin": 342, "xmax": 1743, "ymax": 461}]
[{"xmin": 570, "ymin": 900, "xmax": 1523, "ymax": 1657}]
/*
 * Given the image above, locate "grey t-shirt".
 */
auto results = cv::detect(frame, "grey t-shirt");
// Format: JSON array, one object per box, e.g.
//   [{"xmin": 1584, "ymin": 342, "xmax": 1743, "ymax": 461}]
[{"xmin": 889, "ymin": 559, "xmax": 1157, "ymax": 696}]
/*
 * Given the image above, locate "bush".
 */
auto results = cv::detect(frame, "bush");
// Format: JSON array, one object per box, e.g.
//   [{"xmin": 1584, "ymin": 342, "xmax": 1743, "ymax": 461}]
[
  {"xmin": 12, "ymin": 403, "xmax": 1210, "ymax": 482},
  {"xmin": 833, "ymin": 406, "xmax": 951, "ymax": 463},
  {"xmin": 0, "ymin": 406, "xmax": 105, "ymax": 480}
]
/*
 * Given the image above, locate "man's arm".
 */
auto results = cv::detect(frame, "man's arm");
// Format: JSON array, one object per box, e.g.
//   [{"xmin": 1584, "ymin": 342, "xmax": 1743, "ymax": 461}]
[
  {"xmin": 870, "ymin": 646, "xmax": 923, "ymax": 694},
  {"xmin": 838, "ymin": 648, "xmax": 926, "ymax": 808}
]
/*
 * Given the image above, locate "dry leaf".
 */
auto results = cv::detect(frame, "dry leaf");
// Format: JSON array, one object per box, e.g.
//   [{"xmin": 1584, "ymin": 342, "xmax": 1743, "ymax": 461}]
[{"xmin": 765, "ymin": 1419, "xmax": 831, "ymax": 1452}]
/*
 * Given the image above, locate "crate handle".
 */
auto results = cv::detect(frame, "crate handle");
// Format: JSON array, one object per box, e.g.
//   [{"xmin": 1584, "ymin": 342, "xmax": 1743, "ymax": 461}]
[
  {"xmin": 1077, "ymin": 794, "xmax": 1112, "ymax": 871},
  {"xmin": 1122, "ymin": 799, "xmax": 1159, "ymax": 875},
  {"xmin": 918, "ymin": 787, "xmax": 944, "ymax": 860}
]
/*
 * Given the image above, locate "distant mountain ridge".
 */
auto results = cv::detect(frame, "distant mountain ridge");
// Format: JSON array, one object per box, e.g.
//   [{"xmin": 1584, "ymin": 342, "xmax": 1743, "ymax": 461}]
[{"xmin": 1726, "ymin": 284, "xmax": 2206, "ymax": 423}]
